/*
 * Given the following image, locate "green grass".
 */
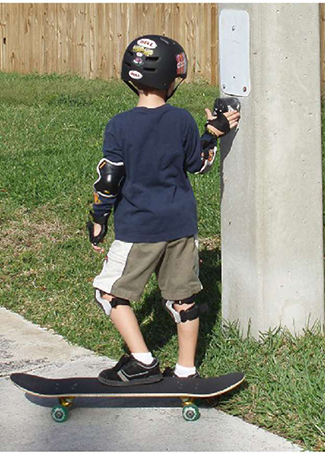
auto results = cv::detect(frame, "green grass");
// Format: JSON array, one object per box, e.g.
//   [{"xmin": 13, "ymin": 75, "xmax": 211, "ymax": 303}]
[{"xmin": 1, "ymin": 72, "xmax": 325, "ymax": 451}]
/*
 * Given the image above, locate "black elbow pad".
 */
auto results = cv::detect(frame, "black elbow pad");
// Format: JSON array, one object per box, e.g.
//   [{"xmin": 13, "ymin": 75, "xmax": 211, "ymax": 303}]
[{"xmin": 94, "ymin": 158, "xmax": 125, "ymax": 198}]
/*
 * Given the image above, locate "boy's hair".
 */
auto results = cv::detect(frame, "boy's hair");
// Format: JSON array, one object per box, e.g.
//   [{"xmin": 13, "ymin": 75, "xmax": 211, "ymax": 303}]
[{"xmin": 132, "ymin": 81, "xmax": 170, "ymax": 93}]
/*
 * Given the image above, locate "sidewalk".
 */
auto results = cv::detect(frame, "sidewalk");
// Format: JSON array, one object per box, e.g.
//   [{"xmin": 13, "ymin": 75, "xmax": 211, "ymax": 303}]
[{"xmin": 0, "ymin": 307, "xmax": 301, "ymax": 452}]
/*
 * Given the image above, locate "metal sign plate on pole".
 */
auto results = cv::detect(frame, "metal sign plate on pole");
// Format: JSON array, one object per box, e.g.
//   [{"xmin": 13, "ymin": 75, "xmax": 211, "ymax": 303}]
[{"xmin": 219, "ymin": 9, "xmax": 251, "ymax": 97}]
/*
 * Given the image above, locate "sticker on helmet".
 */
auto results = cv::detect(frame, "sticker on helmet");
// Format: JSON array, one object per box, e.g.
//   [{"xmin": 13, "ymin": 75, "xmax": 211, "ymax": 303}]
[
  {"xmin": 176, "ymin": 52, "xmax": 187, "ymax": 75},
  {"xmin": 129, "ymin": 70, "xmax": 143, "ymax": 80},
  {"xmin": 133, "ymin": 56, "xmax": 144, "ymax": 66},
  {"xmin": 137, "ymin": 38, "xmax": 157, "ymax": 50},
  {"xmin": 132, "ymin": 45, "xmax": 154, "ymax": 57}
]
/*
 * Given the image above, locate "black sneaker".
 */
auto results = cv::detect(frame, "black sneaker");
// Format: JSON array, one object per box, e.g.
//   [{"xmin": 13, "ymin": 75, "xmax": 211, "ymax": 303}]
[
  {"xmin": 163, "ymin": 367, "xmax": 201, "ymax": 379},
  {"xmin": 98, "ymin": 354, "xmax": 163, "ymax": 386}
]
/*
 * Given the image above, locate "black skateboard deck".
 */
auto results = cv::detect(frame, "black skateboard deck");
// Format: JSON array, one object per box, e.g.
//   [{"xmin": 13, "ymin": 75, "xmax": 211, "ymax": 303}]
[{"xmin": 11, "ymin": 371, "xmax": 245, "ymax": 422}]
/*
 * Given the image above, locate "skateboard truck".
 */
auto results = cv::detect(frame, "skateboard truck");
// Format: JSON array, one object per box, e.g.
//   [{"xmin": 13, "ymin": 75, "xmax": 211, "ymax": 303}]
[{"xmin": 51, "ymin": 395, "xmax": 201, "ymax": 423}]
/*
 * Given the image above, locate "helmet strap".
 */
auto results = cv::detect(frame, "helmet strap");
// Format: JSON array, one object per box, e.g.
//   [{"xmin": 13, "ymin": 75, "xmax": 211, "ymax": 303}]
[
  {"xmin": 166, "ymin": 79, "xmax": 185, "ymax": 101},
  {"xmin": 124, "ymin": 80, "xmax": 139, "ymax": 96}
]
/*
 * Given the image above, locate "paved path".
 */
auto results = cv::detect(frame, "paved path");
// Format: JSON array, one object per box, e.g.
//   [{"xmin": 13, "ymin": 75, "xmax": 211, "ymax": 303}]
[{"xmin": 0, "ymin": 307, "xmax": 301, "ymax": 451}]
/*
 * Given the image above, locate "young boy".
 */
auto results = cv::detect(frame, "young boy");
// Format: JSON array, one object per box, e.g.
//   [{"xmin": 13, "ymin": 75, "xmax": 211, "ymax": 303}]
[{"xmin": 87, "ymin": 35, "xmax": 240, "ymax": 386}]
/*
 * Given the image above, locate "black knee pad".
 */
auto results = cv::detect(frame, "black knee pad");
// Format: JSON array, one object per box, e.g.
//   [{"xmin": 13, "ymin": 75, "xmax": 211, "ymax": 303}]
[
  {"xmin": 95, "ymin": 289, "xmax": 130, "ymax": 317},
  {"xmin": 163, "ymin": 297, "xmax": 208, "ymax": 324}
]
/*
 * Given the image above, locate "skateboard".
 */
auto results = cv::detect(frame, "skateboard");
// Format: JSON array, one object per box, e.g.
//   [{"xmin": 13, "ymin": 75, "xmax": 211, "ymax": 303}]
[{"xmin": 11, "ymin": 371, "xmax": 245, "ymax": 422}]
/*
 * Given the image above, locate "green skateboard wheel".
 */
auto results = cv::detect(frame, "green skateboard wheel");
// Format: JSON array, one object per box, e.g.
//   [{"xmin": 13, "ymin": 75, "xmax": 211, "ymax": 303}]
[
  {"xmin": 51, "ymin": 404, "xmax": 69, "ymax": 423},
  {"xmin": 182, "ymin": 403, "xmax": 200, "ymax": 421}
]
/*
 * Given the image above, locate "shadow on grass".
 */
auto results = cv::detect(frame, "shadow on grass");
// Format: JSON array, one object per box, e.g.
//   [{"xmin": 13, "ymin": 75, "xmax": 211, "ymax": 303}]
[{"xmin": 121, "ymin": 246, "xmax": 222, "ymax": 370}]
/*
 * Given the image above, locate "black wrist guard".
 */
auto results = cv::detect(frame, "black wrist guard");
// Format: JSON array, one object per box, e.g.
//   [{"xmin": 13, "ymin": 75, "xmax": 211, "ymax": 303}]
[
  {"xmin": 87, "ymin": 211, "xmax": 110, "ymax": 246},
  {"xmin": 206, "ymin": 113, "xmax": 230, "ymax": 136},
  {"xmin": 207, "ymin": 97, "xmax": 241, "ymax": 136}
]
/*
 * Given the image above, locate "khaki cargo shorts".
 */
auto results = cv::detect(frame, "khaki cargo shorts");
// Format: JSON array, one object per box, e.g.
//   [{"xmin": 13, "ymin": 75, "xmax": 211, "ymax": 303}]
[{"xmin": 93, "ymin": 236, "xmax": 203, "ymax": 301}]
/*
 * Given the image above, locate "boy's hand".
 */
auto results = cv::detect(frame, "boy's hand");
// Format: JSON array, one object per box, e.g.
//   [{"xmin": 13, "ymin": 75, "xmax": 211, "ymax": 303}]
[
  {"xmin": 87, "ymin": 211, "xmax": 109, "ymax": 253},
  {"xmin": 205, "ymin": 108, "xmax": 240, "ymax": 137},
  {"xmin": 91, "ymin": 223, "xmax": 105, "ymax": 253}
]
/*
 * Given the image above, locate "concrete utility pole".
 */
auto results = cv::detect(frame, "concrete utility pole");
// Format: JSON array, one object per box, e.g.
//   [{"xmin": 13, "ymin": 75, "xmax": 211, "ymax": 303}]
[{"xmin": 218, "ymin": 4, "xmax": 324, "ymax": 337}]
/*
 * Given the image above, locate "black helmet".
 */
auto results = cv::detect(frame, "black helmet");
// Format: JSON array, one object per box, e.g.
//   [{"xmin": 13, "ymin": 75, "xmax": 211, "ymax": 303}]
[{"xmin": 121, "ymin": 35, "xmax": 188, "ymax": 99}]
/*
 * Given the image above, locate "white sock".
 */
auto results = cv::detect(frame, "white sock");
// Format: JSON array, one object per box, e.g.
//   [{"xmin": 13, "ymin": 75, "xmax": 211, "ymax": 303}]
[
  {"xmin": 132, "ymin": 352, "xmax": 154, "ymax": 365},
  {"xmin": 174, "ymin": 363, "xmax": 197, "ymax": 377}
]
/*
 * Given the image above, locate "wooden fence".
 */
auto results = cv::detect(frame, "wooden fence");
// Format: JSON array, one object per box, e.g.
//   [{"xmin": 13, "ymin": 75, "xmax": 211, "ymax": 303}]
[
  {"xmin": 1, "ymin": 3, "xmax": 325, "ymax": 89},
  {"xmin": 0, "ymin": 3, "xmax": 218, "ymax": 84}
]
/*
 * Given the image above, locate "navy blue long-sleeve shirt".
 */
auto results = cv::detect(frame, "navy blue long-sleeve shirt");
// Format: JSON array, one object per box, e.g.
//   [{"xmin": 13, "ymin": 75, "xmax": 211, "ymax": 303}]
[{"xmin": 93, "ymin": 103, "xmax": 216, "ymax": 243}]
